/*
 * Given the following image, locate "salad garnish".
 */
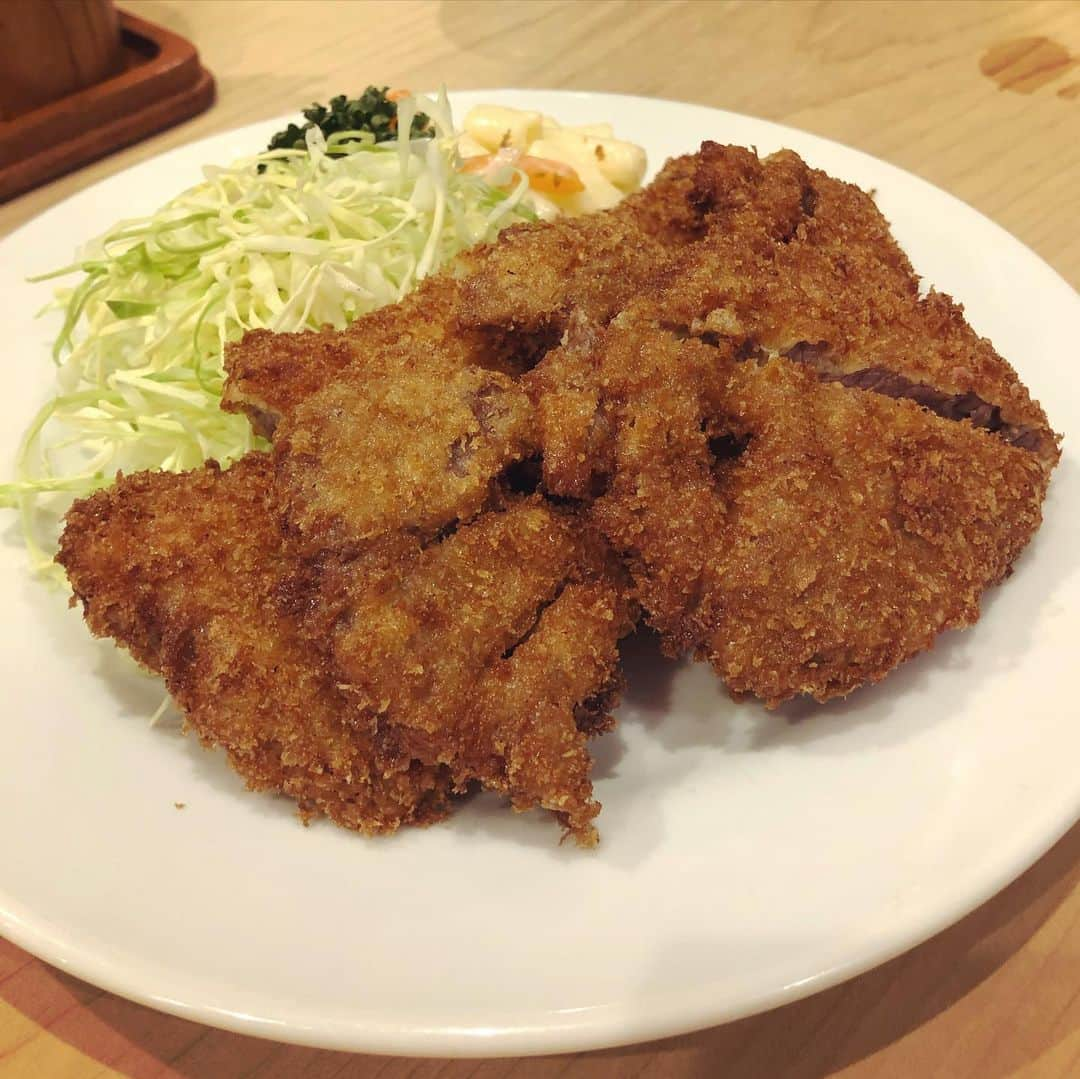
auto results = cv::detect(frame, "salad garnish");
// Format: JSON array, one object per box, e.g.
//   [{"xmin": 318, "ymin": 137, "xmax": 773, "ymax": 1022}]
[{"xmin": 1, "ymin": 90, "xmax": 533, "ymax": 580}]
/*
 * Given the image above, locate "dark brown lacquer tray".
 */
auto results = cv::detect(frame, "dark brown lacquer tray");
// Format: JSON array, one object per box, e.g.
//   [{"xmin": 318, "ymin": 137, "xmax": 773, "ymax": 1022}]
[{"xmin": 0, "ymin": 9, "xmax": 215, "ymax": 203}]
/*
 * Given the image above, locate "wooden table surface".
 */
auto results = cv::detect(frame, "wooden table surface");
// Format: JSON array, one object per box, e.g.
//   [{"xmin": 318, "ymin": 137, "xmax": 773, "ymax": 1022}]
[{"xmin": 2, "ymin": 1, "xmax": 1078, "ymax": 1075}]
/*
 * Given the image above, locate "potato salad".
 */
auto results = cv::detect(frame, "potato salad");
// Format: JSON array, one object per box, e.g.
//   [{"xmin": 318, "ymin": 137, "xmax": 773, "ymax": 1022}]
[{"xmin": 458, "ymin": 104, "xmax": 648, "ymax": 217}]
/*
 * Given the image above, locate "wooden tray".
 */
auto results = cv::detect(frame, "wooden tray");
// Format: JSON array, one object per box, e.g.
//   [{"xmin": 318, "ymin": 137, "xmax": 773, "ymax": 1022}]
[{"xmin": 0, "ymin": 9, "xmax": 214, "ymax": 203}]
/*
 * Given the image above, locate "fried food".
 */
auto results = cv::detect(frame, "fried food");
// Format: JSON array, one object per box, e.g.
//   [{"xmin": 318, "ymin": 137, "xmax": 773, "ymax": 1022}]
[
  {"xmin": 56, "ymin": 138, "xmax": 1061, "ymax": 848},
  {"xmin": 212, "ymin": 154, "xmax": 701, "ymax": 842},
  {"xmin": 220, "ymin": 296, "xmax": 633, "ymax": 842},
  {"xmin": 638, "ymin": 149, "xmax": 1059, "ymax": 465},
  {"xmin": 219, "ymin": 146, "xmax": 796, "ymax": 551},
  {"xmin": 449, "ymin": 143, "xmax": 815, "ymax": 344},
  {"xmin": 226, "ymin": 140, "xmax": 1057, "ymax": 710},
  {"xmin": 58, "ymin": 450, "xmax": 633, "ymax": 845},
  {"xmin": 219, "ymin": 151, "xmax": 711, "ymax": 442},
  {"xmin": 525, "ymin": 144, "xmax": 1059, "ymax": 704},
  {"xmin": 222, "ymin": 277, "xmax": 481, "ymax": 441},
  {"xmin": 292, "ymin": 496, "xmax": 636, "ymax": 844},
  {"xmin": 57, "ymin": 454, "xmax": 454, "ymax": 833},
  {"xmin": 533, "ymin": 314, "xmax": 1049, "ymax": 705},
  {"xmin": 279, "ymin": 362, "xmax": 534, "ymax": 551},
  {"xmin": 239, "ymin": 339, "xmax": 633, "ymax": 842}
]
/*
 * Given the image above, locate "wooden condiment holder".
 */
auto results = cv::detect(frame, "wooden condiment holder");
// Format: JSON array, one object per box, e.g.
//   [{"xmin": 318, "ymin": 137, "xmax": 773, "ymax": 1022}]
[{"xmin": 0, "ymin": 7, "xmax": 215, "ymax": 203}]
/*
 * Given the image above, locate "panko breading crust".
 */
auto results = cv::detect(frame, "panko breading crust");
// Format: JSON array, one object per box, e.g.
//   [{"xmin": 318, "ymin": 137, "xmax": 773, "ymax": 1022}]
[
  {"xmin": 58, "ymin": 140, "xmax": 1060, "ymax": 849},
  {"xmin": 525, "ymin": 144, "xmax": 1058, "ymax": 703},
  {"xmin": 204, "ymin": 155, "xmax": 721, "ymax": 842},
  {"xmin": 291, "ymin": 497, "xmax": 636, "ymax": 844},
  {"xmin": 220, "ymin": 304, "xmax": 637, "ymax": 843},
  {"xmin": 532, "ymin": 314, "xmax": 1049, "ymax": 705},
  {"xmin": 57, "ymin": 454, "xmax": 454, "ymax": 833}
]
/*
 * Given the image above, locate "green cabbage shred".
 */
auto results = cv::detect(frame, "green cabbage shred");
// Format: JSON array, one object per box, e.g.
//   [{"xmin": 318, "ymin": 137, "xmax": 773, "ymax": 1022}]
[{"xmin": 1, "ymin": 90, "xmax": 533, "ymax": 582}]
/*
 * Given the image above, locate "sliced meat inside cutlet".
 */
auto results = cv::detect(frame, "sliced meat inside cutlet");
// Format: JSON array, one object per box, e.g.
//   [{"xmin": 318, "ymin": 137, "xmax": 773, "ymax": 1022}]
[
  {"xmin": 643, "ymin": 152, "xmax": 1059, "ymax": 466},
  {"xmin": 534, "ymin": 316, "xmax": 1050, "ymax": 706},
  {"xmin": 56, "ymin": 454, "xmax": 454, "ymax": 834},
  {"xmin": 285, "ymin": 496, "xmax": 637, "ymax": 846}
]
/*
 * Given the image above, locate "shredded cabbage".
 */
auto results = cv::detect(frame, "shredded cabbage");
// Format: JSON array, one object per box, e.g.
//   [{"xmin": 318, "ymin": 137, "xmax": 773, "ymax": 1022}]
[{"xmin": 1, "ymin": 90, "xmax": 534, "ymax": 581}]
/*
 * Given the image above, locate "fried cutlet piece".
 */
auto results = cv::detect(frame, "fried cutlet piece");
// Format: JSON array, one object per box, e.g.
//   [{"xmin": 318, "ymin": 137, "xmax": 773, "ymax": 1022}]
[
  {"xmin": 275, "ymin": 363, "xmax": 534, "ymax": 551},
  {"xmin": 220, "ymin": 151, "xmax": 713, "ymax": 441},
  {"xmin": 642, "ymin": 150, "xmax": 1059, "ymax": 466},
  {"xmin": 451, "ymin": 144, "xmax": 815, "ymax": 340},
  {"xmin": 537, "ymin": 147, "xmax": 1058, "ymax": 470},
  {"xmin": 450, "ymin": 204, "xmax": 680, "ymax": 339},
  {"xmin": 219, "ymin": 183, "xmax": 687, "ymax": 549},
  {"xmin": 292, "ymin": 496, "xmax": 636, "ymax": 845},
  {"xmin": 532, "ymin": 315, "xmax": 1050, "ymax": 705},
  {"xmin": 221, "ymin": 146, "xmax": 819, "ymax": 552},
  {"xmin": 222, "ymin": 276, "xmax": 478, "ymax": 440},
  {"xmin": 527, "ymin": 146, "xmax": 1057, "ymax": 704},
  {"xmin": 225, "ymin": 278, "xmax": 537, "ymax": 551},
  {"xmin": 447, "ymin": 147, "xmax": 744, "ymax": 339},
  {"xmin": 523, "ymin": 147, "xmax": 821, "ymax": 503},
  {"xmin": 57, "ymin": 454, "xmax": 454, "ymax": 833},
  {"xmin": 221, "ymin": 210, "xmax": 653, "ymax": 840}
]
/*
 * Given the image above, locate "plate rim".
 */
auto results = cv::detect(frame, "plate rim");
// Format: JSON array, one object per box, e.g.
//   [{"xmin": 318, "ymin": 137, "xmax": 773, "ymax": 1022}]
[{"xmin": 1, "ymin": 88, "xmax": 1077, "ymax": 1058}]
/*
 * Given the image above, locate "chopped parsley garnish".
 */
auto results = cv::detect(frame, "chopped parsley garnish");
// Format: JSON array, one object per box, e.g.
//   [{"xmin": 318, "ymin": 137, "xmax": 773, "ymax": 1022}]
[{"xmin": 266, "ymin": 88, "xmax": 434, "ymax": 152}]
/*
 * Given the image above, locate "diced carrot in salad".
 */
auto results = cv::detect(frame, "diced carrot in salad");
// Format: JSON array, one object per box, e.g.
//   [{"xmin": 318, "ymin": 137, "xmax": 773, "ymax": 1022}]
[
  {"xmin": 461, "ymin": 152, "xmax": 586, "ymax": 195},
  {"xmin": 458, "ymin": 104, "xmax": 646, "ymax": 218}
]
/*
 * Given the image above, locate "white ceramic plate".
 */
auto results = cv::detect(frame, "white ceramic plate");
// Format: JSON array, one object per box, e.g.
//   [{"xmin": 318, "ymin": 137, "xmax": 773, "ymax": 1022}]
[{"xmin": 1, "ymin": 91, "xmax": 1077, "ymax": 1058}]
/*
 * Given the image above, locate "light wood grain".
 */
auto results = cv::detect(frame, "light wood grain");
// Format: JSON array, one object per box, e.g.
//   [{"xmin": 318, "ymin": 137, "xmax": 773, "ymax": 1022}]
[{"xmin": 1, "ymin": 2, "xmax": 1078, "ymax": 1076}]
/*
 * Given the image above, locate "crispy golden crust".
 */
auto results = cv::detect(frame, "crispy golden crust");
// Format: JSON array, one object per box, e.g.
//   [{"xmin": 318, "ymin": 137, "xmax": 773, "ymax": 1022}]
[
  {"xmin": 452, "ymin": 208, "xmax": 675, "ymax": 335},
  {"xmin": 213, "ymin": 153, "xmax": 684, "ymax": 841},
  {"xmin": 276, "ymin": 365, "xmax": 534, "ymax": 550},
  {"xmin": 293, "ymin": 497, "xmax": 636, "ymax": 845},
  {"xmin": 450, "ymin": 146, "xmax": 814, "ymax": 338},
  {"xmin": 524, "ymin": 144, "xmax": 1057, "ymax": 704},
  {"xmin": 221, "ymin": 278, "xmax": 478, "ymax": 438},
  {"xmin": 57, "ymin": 455, "xmax": 454, "ymax": 833},
  {"xmin": 219, "ymin": 152, "xmax": 714, "ymax": 440},
  {"xmin": 637, "ymin": 151, "xmax": 1059, "ymax": 466},
  {"xmin": 225, "ymin": 294, "xmax": 539, "ymax": 552},
  {"xmin": 568, "ymin": 318, "xmax": 1048, "ymax": 704},
  {"xmin": 219, "ymin": 148, "xmax": 762, "ymax": 555}
]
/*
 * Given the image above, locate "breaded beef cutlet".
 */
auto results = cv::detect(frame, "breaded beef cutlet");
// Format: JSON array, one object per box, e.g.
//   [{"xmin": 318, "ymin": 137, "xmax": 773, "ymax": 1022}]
[
  {"xmin": 57, "ymin": 454, "xmax": 454, "ymax": 834},
  {"xmin": 639, "ymin": 148, "xmax": 1059, "ymax": 466},
  {"xmin": 292, "ymin": 496, "xmax": 636, "ymax": 845},
  {"xmin": 58, "ymin": 449, "xmax": 633, "ymax": 845},
  {"xmin": 219, "ymin": 147, "xmax": 731, "ymax": 443},
  {"xmin": 531, "ymin": 312, "xmax": 1049, "ymax": 706},
  {"xmin": 527, "ymin": 145, "xmax": 1058, "ymax": 705},
  {"xmin": 225, "ymin": 140, "xmax": 1057, "ymax": 709},
  {"xmin": 57, "ymin": 139, "xmax": 1060, "ymax": 849},
  {"xmin": 210, "ymin": 156, "xmax": 725, "ymax": 842},
  {"xmin": 217, "ymin": 146, "xmax": 793, "ymax": 556},
  {"xmin": 219, "ymin": 279, "xmax": 636, "ymax": 844}
]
